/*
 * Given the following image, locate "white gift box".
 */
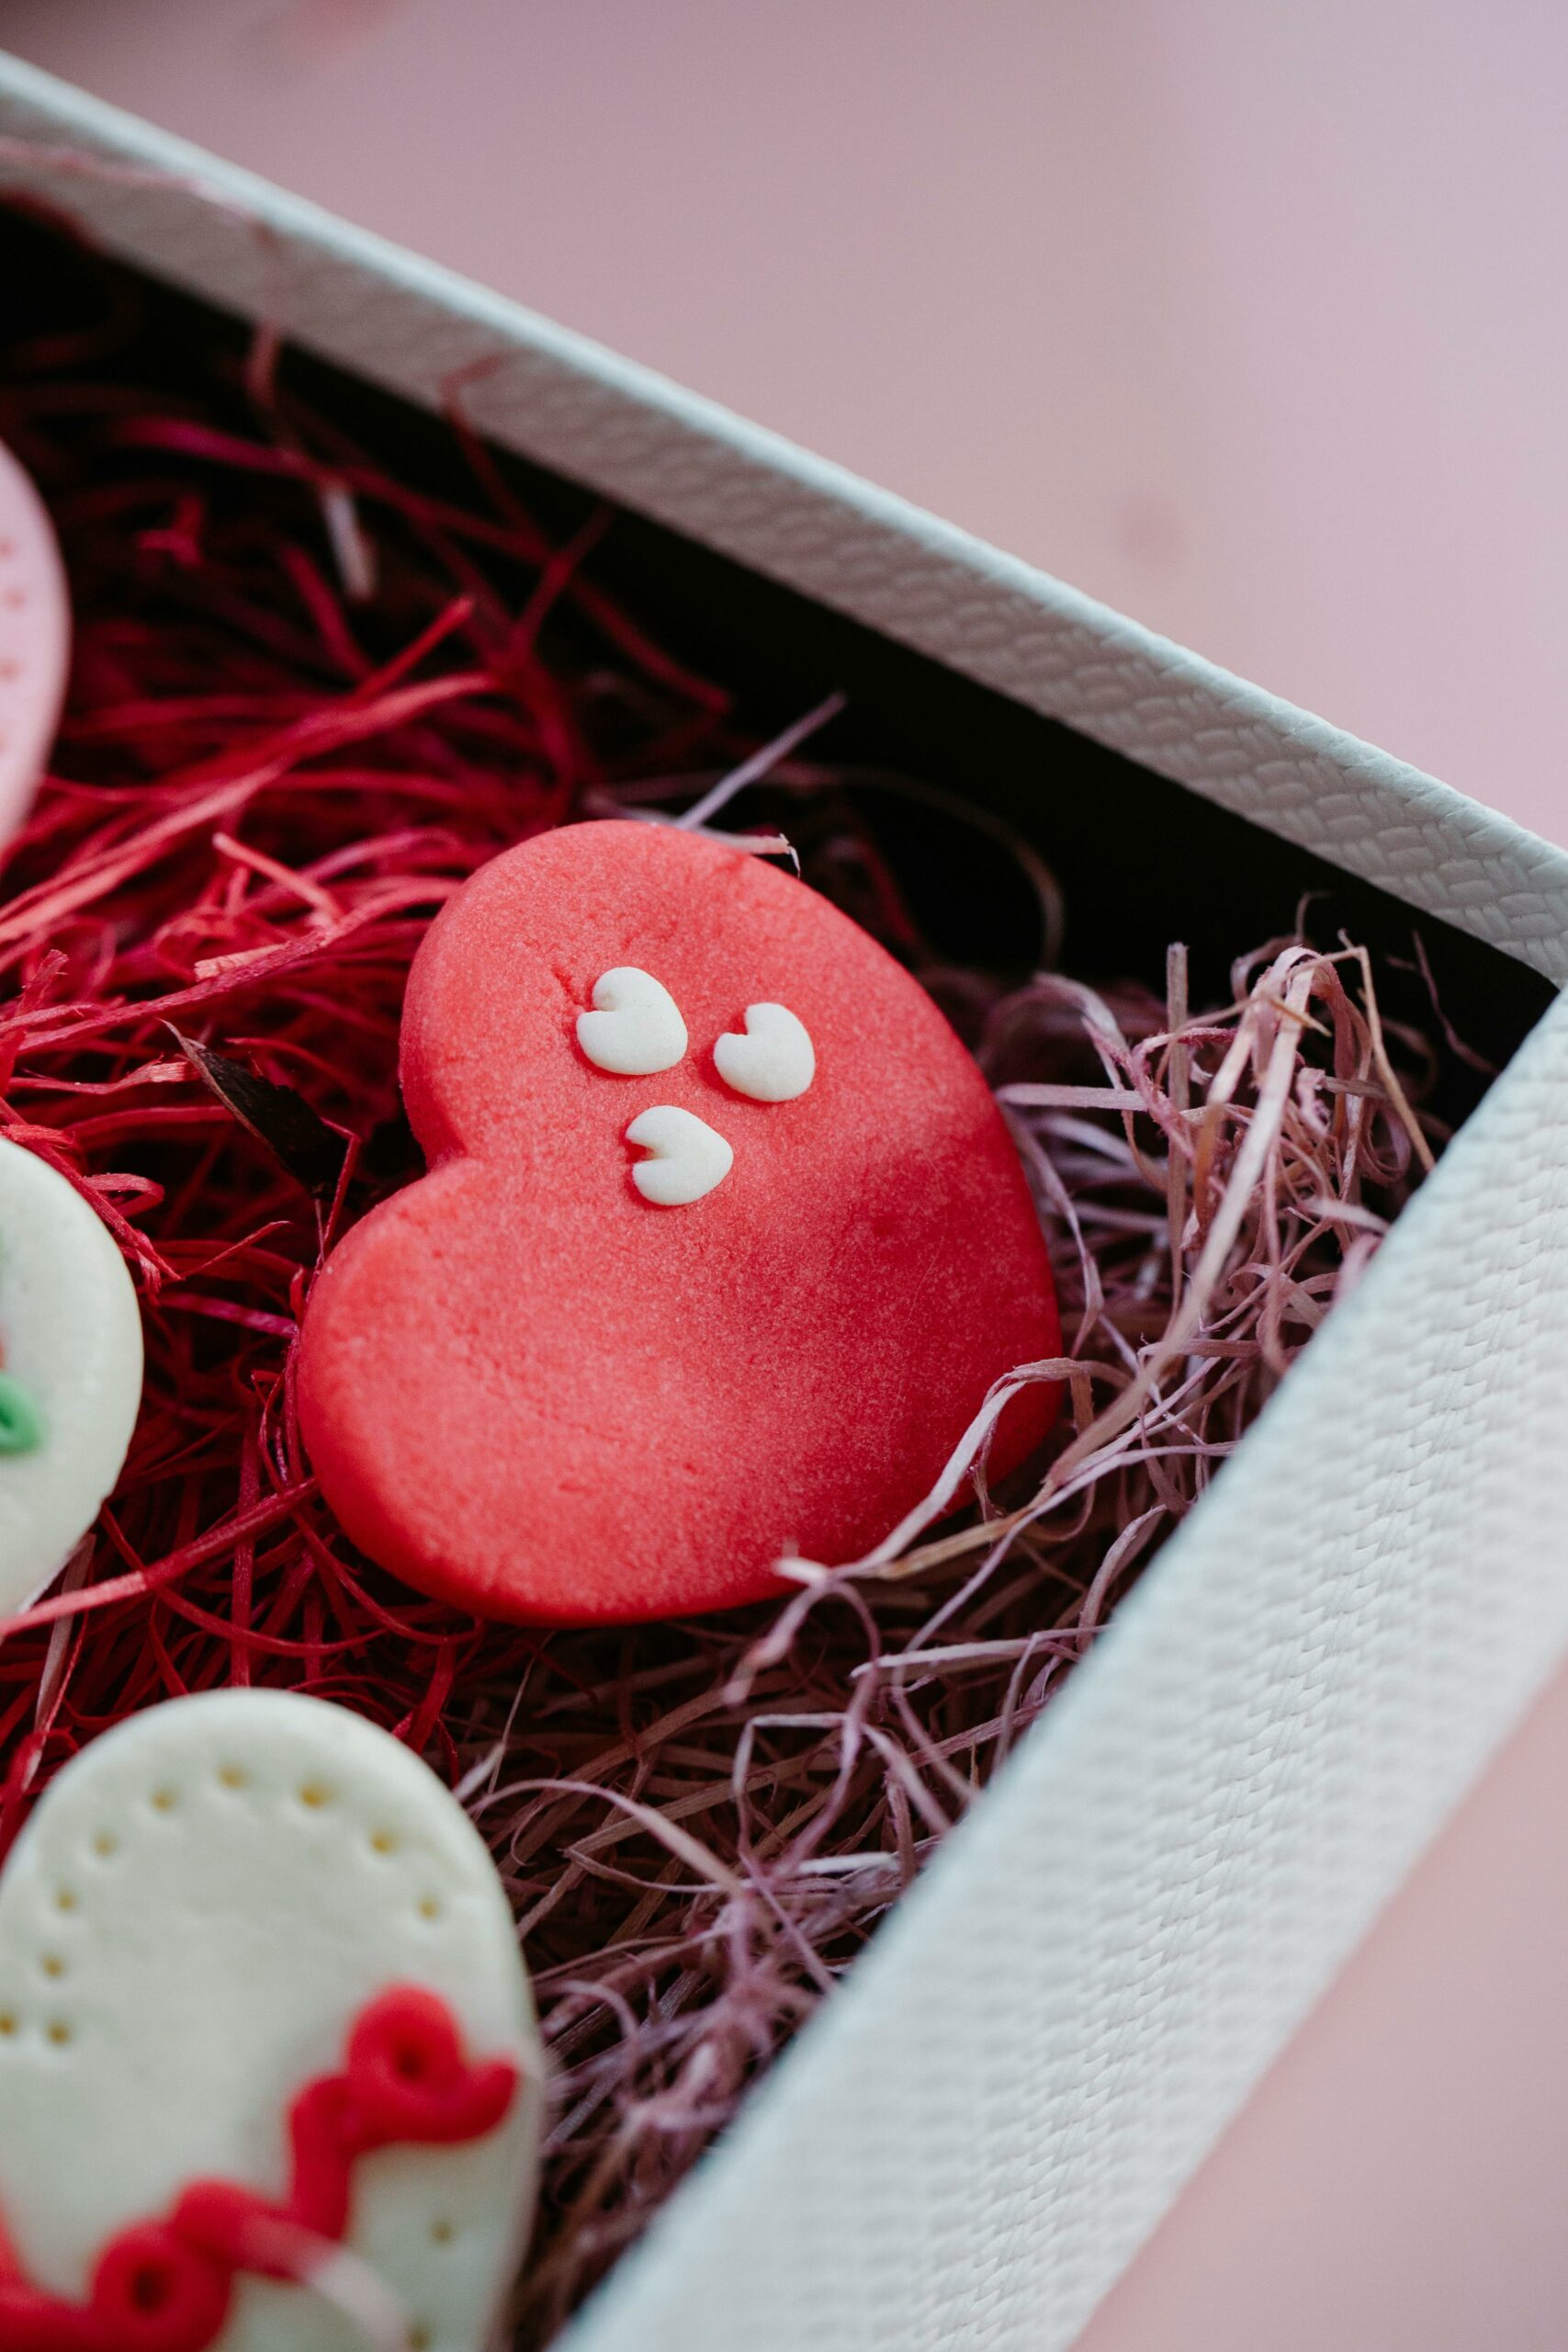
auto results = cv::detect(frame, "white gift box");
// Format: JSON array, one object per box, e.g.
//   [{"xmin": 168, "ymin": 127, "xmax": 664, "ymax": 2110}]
[{"xmin": 3, "ymin": 51, "xmax": 1567, "ymax": 2352}]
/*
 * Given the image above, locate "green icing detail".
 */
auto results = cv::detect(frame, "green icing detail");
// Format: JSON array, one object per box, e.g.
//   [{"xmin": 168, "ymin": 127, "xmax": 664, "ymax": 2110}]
[{"xmin": 0, "ymin": 1371, "xmax": 43, "ymax": 1455}]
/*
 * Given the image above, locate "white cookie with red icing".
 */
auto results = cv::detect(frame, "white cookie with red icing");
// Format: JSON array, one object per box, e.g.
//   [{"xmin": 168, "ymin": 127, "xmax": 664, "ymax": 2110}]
[
  {"xmin": 0, "ymin": 1690, "xmax": 545, "ymax": 2350},
  {"xmin": 0, "ymin": 1137, "xmax": 144, "ymax": 1614},
  {"xmin": 0, "ymin": 438, "xmax": 69, "ymax": 850}
]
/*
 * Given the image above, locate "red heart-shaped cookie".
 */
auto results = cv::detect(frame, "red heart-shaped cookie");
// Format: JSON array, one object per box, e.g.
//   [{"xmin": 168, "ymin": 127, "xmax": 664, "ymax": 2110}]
[{"xmin": 299, "ymin": 820, "xmax": 1060, "ymax": 1622}]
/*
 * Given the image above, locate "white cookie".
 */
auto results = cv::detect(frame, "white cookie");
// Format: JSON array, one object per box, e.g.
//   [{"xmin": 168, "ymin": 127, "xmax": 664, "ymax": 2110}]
[
  {"xmin": 0, "ymin": 1690, "xmax": 545, "ymax": 2350},
  {"xmin": 0, "ymin": 437, "xmax": 70, "ymax": 850},
  {"xmin": 0, "ymin": 1136, "xmax": 144, "ymax": 1611}
]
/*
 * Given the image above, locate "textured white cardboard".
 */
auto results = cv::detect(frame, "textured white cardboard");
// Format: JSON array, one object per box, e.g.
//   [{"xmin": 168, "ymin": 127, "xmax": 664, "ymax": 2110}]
[{"xmin": 2, "ymin": 51, "xmax": 1564, "ymax": 2352}]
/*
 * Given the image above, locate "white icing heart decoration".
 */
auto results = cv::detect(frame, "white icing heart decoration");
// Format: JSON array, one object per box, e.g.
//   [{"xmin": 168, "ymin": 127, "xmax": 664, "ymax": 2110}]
[
  {"xmin": 0, "ymin": 1690, "xmax": 544, "ymax": 2349},
  {"xmin": 0, "ymin": 1137, "xmax": 144, "ymax": 1616},
  {"xmin": 577, "ymin": 967, "xmax": 688, "ymax": 1076},
  {"xmin": 626, "ymin": 1105, "xmax": 734, "ymax": 1205},
  {"xmin": 0, "ymin": 438, "xmax": 70, "ymax": 853},
  {"xmin": 713, "ymin": 1001, "xmax": 816, "ymax": 1102}
]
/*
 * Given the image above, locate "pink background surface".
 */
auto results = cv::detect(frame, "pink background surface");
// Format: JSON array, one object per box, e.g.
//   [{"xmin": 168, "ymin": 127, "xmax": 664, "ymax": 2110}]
[
  {"xmin": 3, "ymin": 0, "xmax": 1567, "ymax": 839},
  {"xmin": 3, "ymin": 7, "xmax": 1566, "ymax": 2344}
]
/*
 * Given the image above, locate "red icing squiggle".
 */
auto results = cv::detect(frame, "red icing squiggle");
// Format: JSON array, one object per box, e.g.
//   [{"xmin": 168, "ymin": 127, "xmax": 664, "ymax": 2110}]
[{"xmin": 0, "ymin": 1986, "xmax": 520, "ymax": 2352}]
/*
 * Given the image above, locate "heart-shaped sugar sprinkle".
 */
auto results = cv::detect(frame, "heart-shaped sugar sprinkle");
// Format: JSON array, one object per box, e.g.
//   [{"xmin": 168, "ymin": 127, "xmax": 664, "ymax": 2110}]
[
  {"xmin": 714, "ymin": 1001, "xmax": 816, "ymax": 1102},
  {"xmin": 626, "ymin": 1104, "xmax": 734, "ymax": 1205},
  {"xmin": 577, "ymin": 967, "xmax": 688, "ymax": 1076}
]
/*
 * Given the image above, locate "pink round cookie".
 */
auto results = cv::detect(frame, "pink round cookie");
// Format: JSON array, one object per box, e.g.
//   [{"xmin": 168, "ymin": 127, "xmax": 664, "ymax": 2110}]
[
  {"xmin": 0, "ymin": 439, "xmax": 69, "ymax": 849},
  {"xmin": 299, "ymin": 820, "xmax": 1061, "ymax": 1623}
]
